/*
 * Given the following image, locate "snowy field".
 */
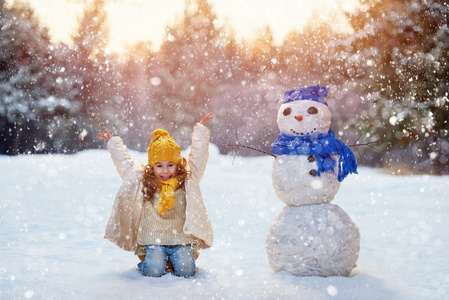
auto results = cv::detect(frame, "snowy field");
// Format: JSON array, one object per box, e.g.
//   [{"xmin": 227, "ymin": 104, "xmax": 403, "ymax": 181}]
[{"xmin": 1, "ymin": 144, "xmax": 448, "ymax": 299}]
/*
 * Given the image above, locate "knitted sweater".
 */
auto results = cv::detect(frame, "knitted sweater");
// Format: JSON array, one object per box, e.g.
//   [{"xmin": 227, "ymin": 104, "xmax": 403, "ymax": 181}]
[
  {"xmin": 104, "ymin": 125, "xmax": 213, "ymax": 253},
  {"xmin": 134, "ymin": 189, "xmax": 194, "ymax": 255}
]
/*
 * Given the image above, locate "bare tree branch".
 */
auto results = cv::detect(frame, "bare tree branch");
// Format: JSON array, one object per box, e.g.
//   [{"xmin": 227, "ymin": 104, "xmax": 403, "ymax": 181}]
[
  {"xmin": 219, "ymin": 144, "xmax": 277, "ymax": 158},
  {"xmin": 348, "ymin": 134, "xmax": 382, "ymax": 158},
  {"xmin": 219, "ymin": 128, "xmax": 277, "ymax": 158}
]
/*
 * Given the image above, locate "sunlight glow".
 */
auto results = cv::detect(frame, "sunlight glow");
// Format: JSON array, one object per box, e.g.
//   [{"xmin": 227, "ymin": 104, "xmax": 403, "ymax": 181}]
[{"xmin": 7, "ymin": 0, "xmax": 359, "ymax": 53}]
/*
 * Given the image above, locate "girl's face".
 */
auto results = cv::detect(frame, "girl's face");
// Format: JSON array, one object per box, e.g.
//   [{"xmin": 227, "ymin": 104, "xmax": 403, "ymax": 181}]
[{"xmin": 153, "ymin": 161, "xmax": 178, "ymax": 181}]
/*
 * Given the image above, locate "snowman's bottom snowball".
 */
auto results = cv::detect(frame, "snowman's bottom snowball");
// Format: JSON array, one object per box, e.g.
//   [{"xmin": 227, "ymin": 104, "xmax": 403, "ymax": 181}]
[{"xmin": 265, "ymin": 203, "xmax": 360, "ymax": 277}]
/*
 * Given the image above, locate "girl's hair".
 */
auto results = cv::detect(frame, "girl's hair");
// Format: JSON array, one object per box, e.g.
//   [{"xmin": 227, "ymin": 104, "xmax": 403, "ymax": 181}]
[{"xmin": 142, "ymin": 157, "xmax": 190, "ymax": 202}]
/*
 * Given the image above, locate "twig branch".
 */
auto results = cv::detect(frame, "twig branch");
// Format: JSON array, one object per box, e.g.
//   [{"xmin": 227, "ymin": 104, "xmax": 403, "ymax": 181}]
[
  {"xmin": 219, "ymin": 128, "xmax": 277, "ymax": 158},
  {"xmin": 348, "ymin": 134, "xmax": 382, "ymax": 158},
  {"xmin": 219, "ymin": 144, "xmax": 277, "ymax": 158}
]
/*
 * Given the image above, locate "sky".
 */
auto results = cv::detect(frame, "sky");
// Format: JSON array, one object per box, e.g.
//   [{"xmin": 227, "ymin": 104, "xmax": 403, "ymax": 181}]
[{"xmin": 7, "ymin": 0, "xmax": 359, "ymax": 53}]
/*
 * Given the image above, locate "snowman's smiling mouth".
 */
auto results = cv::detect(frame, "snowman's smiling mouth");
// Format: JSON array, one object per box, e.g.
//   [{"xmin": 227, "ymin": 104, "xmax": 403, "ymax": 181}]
[{"xmin": 290, "ymin": 128, "xmax": 316, "ymax": 135}]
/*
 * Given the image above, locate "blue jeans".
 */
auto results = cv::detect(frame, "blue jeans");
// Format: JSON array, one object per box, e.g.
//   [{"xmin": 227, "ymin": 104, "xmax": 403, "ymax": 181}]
[{"xmin": 137, "ymin": 245, "xmax": 196, "ymax": 277}]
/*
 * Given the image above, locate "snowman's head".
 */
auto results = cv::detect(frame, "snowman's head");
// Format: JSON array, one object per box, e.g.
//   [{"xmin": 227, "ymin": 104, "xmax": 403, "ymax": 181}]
[{"xmin": 277, "ymin": 85, "xmax": 332, "ymax": 136}]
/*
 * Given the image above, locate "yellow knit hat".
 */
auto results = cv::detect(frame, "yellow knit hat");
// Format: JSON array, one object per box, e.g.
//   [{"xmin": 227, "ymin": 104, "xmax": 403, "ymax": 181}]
[{"xmin": 147, "ymin": 129, "xmax": 182, "ymax": 167}]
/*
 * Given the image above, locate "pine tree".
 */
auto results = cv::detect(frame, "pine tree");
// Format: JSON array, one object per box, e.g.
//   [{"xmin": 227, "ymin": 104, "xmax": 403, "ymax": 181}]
[
  {"xmin": 69, "ymin": 0, "xmax": 121, "ymax": 148},
  {"xmin": 0, "ymin": 1, "xmax": 79, "ymax": 154},
  {"xmin": 155, "ymin": 0, "xmax": 229, "ymax": 146},
  {"xmin": 333, "ymin": 0, "xmax": 449, "ymax": 173}
]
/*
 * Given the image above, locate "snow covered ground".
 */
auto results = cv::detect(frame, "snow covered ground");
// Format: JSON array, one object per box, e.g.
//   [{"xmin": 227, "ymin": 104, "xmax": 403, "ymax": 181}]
[{"xmin": 1, "ymin": 144, "xmax": 448, "ymax": 299}]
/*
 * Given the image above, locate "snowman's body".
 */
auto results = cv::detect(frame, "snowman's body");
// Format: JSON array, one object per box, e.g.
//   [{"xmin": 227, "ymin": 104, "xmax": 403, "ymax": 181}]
[
  {"xmin": 272, "ymin": 154, "xmax": 340, "ymax": 206},
  {"xmin": 266, "ymin": 85, "xmax": 360, "ymax": 277}
]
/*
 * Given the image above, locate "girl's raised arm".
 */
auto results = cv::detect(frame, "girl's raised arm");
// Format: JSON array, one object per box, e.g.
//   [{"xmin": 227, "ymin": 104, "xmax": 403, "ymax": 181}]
[
  {"xmin": 96, "ymin": 127, "xmax": 113, "ymax": 141},
  {"xmin": 196, "ymin": 111, "xmax": 214, "ymax": 127},
  {"xmin": 98, "ymin": 127, "xmax": 135, "ymax": 180}
]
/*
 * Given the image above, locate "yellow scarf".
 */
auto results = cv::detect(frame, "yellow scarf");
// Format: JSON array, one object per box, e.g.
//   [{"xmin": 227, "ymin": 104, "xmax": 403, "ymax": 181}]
[{"xmin": 156, "ymin": 177, "xmax": 180, "ymax": 215}]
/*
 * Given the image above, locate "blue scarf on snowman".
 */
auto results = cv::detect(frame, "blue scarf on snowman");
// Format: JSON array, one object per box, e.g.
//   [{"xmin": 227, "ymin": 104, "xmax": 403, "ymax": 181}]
[
  {"xmin": 271, "ymin": 129, "xmax": 358, "ymax": 182},
  {"xmin": 271, "ymin": 85, "xmax": 358, "ymax": 182}
]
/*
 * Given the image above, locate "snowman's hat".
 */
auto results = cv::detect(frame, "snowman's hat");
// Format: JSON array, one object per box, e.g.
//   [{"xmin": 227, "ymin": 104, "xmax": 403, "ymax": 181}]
[{"xmin": 283, "ymin": 84, "xmax": 329, "ymax": 106}]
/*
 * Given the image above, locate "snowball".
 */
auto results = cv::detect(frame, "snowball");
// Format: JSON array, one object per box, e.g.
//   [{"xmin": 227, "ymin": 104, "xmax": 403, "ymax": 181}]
[
  {"xmin": 265, "ymin": 204, "xmax": 360, "ymax": 277},
  {"xmin": 327, "ymin": 285, "xmax": 338, "ymax": 296},
  {"xmin": 150, "ymin": 77, "xmax": 161, "ymax": 86}
]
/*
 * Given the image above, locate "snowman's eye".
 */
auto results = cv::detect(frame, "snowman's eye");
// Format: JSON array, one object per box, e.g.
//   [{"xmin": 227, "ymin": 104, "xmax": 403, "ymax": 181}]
[
  {"xmin": 307, "ymin": 106, "xmax": 318, "ymax": 115},
  {"xmin": 283, "ymin": 107, "xmax": 292, "ymax": 116}
]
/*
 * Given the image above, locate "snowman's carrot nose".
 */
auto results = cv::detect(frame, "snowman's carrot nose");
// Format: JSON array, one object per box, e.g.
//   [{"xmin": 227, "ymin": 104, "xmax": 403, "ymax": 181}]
[{"xmin": 295, "ymin": 115, "xmax": 303, "ymax": 122}]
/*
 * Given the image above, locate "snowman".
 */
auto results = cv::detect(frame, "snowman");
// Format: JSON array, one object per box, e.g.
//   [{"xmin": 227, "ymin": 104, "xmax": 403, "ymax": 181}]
[{"xmin": 265, "ymin": 85, "xmax": 360, "ymax": 277}]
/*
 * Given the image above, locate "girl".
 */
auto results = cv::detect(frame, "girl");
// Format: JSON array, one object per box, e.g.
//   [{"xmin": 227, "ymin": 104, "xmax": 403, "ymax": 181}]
[{"xmin": 97, "ymin": 112, "xmax": 214, "ymax": 277}]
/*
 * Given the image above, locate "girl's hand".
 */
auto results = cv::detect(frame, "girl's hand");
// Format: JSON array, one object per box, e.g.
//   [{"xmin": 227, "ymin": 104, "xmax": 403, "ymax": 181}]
[
  {"xmin": 196, "ymin": 111, "xmax": 214, "ymax": 127},
  {"xmin": 96, "ymin": 127, "xmax": 113, "ymax": 141}
]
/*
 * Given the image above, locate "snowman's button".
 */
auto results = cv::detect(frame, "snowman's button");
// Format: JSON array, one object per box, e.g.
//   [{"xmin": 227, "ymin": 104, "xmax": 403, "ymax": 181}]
[
  {"xmin": 309, "ymin": 169, "xmax": 318, "ymax": 177},
  {"xmin": 308, "ymin": 155, "xmax": 315, "ymax": 162}
]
